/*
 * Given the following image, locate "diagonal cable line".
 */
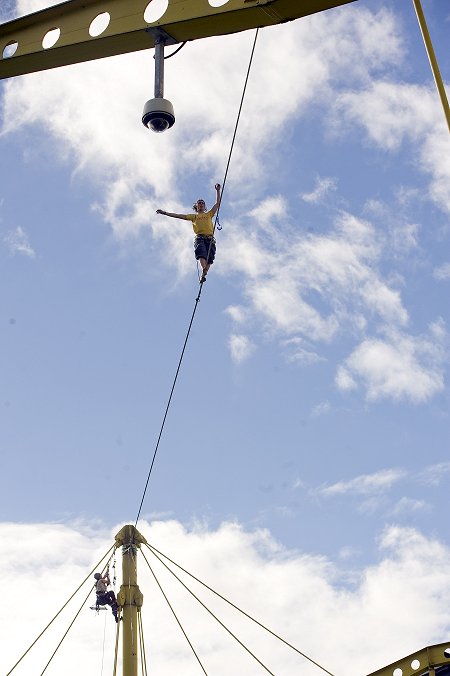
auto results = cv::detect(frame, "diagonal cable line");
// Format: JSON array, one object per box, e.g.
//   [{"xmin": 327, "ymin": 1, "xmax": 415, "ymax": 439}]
[
  {"xmin": 145, "ymin": 542, "xmax": 335, "ymax": 676},
  {"xmin": 40, "ymin": 585, "xmax": 93, "ymax": 674},
  {"xmin": 6, "ymin": 544, "xmax": 115, "ymax": 675},
  {"xmin": 141, "ymin": 548, "xmax": 208, "ymax": 675},
  {"xmin": 143, "ymin": 544, "xmax": 276, "ymax": 675}
]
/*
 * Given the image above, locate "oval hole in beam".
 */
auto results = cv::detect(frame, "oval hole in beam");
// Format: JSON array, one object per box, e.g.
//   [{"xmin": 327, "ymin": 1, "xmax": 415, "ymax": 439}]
[
  {"xmin": 2, "ymin": 41, "xmax": 18, "ymax": 58},
  {"xmin": 42, "ymin": 28, "xmax": 61, "ymax": 49},
  {"xmin": 89, "ymin": 12, "xmax": 111, "ymax": 37},
  {"xmin": 144, "ymin": 0, "xmax": 169, "ymax": 24}
]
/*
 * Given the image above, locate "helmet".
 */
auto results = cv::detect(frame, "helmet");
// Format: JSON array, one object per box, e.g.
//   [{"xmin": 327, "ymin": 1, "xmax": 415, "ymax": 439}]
[{"xmin": 94, "ymin": 573, "xmax": 102, "ymax": 580}]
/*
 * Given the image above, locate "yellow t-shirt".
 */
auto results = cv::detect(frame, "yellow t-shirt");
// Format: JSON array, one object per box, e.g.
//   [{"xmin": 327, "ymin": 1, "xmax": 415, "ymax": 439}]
[{"xmin": 186, "ymin": 209, "xmax": 215, "ymax": 236}]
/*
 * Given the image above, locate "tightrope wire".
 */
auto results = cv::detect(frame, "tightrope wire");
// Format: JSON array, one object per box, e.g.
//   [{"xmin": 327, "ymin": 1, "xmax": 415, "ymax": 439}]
[{"xmin": 134, "ymin": 28, "xmax": 260, "ymax": 526}]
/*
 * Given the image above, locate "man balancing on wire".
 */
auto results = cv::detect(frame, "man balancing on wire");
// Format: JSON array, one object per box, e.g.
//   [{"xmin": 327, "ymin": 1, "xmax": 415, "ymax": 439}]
[
  {"xmin": 94, "ymin": 570, "xmax": 119, "ymax": 622},
  {"xmin": 156, "ymin": 183, "xmax": 221, "ymax": 283}
]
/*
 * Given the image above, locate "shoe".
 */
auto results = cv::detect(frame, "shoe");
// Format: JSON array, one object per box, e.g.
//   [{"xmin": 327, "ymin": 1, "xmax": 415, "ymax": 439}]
[{"xmin": 200, "ymin": 273, "xmax": 207, "ymax": 283}]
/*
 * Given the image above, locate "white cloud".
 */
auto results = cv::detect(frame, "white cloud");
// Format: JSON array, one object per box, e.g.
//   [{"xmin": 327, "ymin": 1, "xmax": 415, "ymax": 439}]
[
  {"xmin": 247, "ymin": 278, "xmax": 339, "ymax": 341},
  {"xmin": 434, "ymin": 263, "xmax": 450, "ymax": 280},
  {"xmin": 317, "ymin": 468, "xmax": 406, "ymax": 498},
  {"xmin": 311, "ymin": 401, "xmax": 331, "ymax": 417},
  {"xmin": 338, "ymin": 545, "xmax": 361, "ymax": 561},
  {"xmin": 358, "ymin": 495, "xmax": 389, "ymax": 516},
  {"xmin": 3, "ymin": 226, "xmax": 36, "ymax": 257},
  {"xmin": 389, "ymin": 221, "xmax": 420, "ymax": 255},
  {"xmin": 224, "ymin": 305, "xmax": 248, "ymax": 324},
  {"xmin": 390, "ymin": 497, "xmax": 429, "ymax": 516},
  {"xmin": 221, "ymin": 207, "xmax": 409, "ymax": 353},
  {"xmin": 335, "ymin": 81, "xmax": 450, "ymax": 214},
  {"xmin": 228, "ymin": 333, "xmax": 255, "ymax": 364},
  {"xmin": 336, "ymin": 322, "xmax": 447, "ymax": 403},
  {"xmin": 301, "ymin": 176, "xmax": 337, "ymax": 204},
  {"xmin": 2, "ymin": 520, "xmax": 450, "ymax": 676},
  {"xmin": 418, "ymin": 462, "xmax": 450, "ymax": 487},
  {"xmin": 363, "ymin": 199, "xmax": 420, "ymax": 258},
  {"xmin": 282, "ymin": 337, "xmax": 323, "ymax": 365},
  {"xmin": 0, "ymin": 0, "xmax": 16, "ymax": 21},
  {"xmin": 335, "ymin": 365, "xmax": 357, "ymax": 391},
  {"xmin": 249, "ymin": 196, "xmax": 287, "ymax": 233}
]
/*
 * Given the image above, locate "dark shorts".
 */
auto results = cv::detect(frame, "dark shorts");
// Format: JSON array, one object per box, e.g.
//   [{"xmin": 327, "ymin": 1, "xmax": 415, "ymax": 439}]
[
  {"xmin": 194, "ymin": 235, "xmax": 216, "ymax": 264},
  {"xmin": 97, "ymin": 591, "xmax": 117, "ymax": 608}
]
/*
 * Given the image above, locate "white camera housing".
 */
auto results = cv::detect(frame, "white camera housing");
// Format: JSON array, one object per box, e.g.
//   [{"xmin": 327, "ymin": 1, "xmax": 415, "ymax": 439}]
[{"xmin": 142, "ymin": 97, "xmax": 175, "ymax": 132}]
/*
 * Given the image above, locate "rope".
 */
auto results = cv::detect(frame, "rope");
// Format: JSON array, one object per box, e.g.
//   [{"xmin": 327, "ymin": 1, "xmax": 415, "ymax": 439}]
[
  {"xmin": 100, "ymin": 608, "xmax": 107, "ymax": 676},
  {"xmin": 140, "ymin": 548, "xmax": 208, "ymax": 675},
  {"xmin": 40, "ymin": 586, "xmax": 93, "ymax": 674},
  {"xmin": 134, "ymin": 27, "xmax": 259, "ymax": 525},
  {"xmin": 203, "ymin": 27, "xmax": 259, "ymax": 274},
  {"xmin": 112, "ymin": 608, "xmax": 121, "ymax": 676},
  {"xmin": 6, "ymin": 544, "xmax": 115, "ymax": 675},
  {"xmin": 134, "ymin": 292, "xmax": 201, "ymax": 524},
  {"xmin": 138, "ymin": 612, "xmax": 149, "ymax": 676},
  {"xmin": 145, "ymin": 542, "xmax": 335, "ymax": 676},
  {"xmin": 143, "ymin": 544, "xmax": 276, "ymax": 675}
]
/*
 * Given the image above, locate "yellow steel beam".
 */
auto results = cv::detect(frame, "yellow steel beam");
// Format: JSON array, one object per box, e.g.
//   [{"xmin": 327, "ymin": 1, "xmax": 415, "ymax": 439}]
[
  {"xmin": 412, "ymin": 0, "xmax": 450, "ymax": 134},
  {"xmin": 366, "ymin": 642, "xmax": 450, "ymax": 676},
  {"xmin": 0, "ymin": 0, "xmax": 356, "ymax": 80}
]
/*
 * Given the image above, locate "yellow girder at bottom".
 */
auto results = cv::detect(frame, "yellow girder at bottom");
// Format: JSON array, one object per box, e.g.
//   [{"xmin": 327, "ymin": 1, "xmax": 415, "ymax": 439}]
[{"xmin": 367, "ymin": 641, "xmax": 450, "ymax": 676}]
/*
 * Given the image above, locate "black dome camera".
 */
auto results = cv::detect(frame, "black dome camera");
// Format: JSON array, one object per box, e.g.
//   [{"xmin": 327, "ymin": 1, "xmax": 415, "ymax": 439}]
[{"xmin": 142, "ymin": 98, "xmax": 175, "ymax": 132}]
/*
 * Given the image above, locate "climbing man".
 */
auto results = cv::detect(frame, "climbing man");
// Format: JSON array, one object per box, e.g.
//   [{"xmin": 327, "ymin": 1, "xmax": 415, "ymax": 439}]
[
  {"xmin": 156, "ymin": 183, "xmax": 221, "ymax": 283},
  {"xmin": 94, "ymin": 570, "xmax": 118, "ymax": 622}
]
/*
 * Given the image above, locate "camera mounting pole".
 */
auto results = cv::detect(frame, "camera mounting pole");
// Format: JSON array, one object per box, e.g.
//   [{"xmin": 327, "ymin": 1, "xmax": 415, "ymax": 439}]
[{"xmin": 154, "ymin": 34, "xmax": 165, "ymax": 99}]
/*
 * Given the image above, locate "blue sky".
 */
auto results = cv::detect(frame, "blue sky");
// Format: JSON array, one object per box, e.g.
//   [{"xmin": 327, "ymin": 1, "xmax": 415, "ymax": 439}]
[{"xmin": 1, "ymin": 1, "xmax": 450, "ymax": 674}]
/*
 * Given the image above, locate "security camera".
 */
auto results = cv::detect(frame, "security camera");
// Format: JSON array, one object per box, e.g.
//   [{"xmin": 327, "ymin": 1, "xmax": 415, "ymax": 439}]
[{"xmin": 142, "ymin": 97, "xmax": 175, "ymax": 132}]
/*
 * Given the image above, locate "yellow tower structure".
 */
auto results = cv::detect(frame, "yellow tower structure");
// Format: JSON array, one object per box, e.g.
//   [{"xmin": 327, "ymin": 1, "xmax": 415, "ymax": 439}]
[{"xmin": 115, "ymin": 525, "xmax": 146, "ymax": 676}]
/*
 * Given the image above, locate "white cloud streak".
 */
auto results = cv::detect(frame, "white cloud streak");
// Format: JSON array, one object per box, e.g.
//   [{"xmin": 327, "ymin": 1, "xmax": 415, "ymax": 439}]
[
  {"xmin": 228, "ymin": 333, "xmax": 255, "ymax": 364},
  {"xmin": 301, "ymin": 176, "xmax": 337, "ymax": 204},
  {"xmin": 3, "ymin": 226, "xmax": 36, "ymax": 257},
  {"xmin": 317, "ymin": 468, "xmax": 406, "ymax": 498},
  {"xmin": 418, "ymin": 462, "xmax": 450, "ymax": 487},
  {"xmin": 390, "ymin": 497, "xmax": 429, "ymax": 516},
  {"xmin": 434, "ymin": 263, "xmax": 450, "ymax": 280},
  {"xmin": 311, "ymin": 401, "xmax": 331, "ymax": 417}
]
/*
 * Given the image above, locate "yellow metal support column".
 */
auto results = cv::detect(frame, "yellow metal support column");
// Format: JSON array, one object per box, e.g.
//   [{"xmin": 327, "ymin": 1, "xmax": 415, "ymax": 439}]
[
  {"xmin": 115, "ymin": 525, "xmax": 147, "ymax": 676},
  {"xmin": 412, "ymin": 0, "xmax": 450, "ymax": 134}
]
